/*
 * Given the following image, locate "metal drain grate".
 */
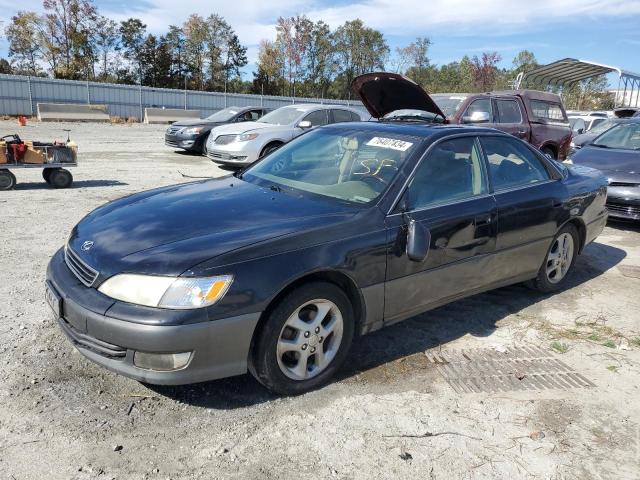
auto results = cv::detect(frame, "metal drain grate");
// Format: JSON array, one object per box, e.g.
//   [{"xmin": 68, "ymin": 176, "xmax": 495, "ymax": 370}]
[{"xmin": 425, "ymin": 346, "xmax": 595, "ymax": 393}]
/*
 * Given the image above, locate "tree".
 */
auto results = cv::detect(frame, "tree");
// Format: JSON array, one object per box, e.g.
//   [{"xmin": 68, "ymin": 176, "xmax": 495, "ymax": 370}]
[
  {"xmin": 253, "ymin": 39, "xmax": 284, "ymax": 95},
  {"xmin": 166, "ymin": 25, "xmax": 186, "ymax": 88},
  {"xmin": 276, "ymin": 15, "xmax": 313, "ymax": 97},
  {"xmin": 402, "ymin": 37, "xmax": 432, "ymax": 87},
  {"xmin": 93, "ymin": 16, "xmax": 119, "ymax": 80},
  {"xmin": 470, "ymin": 52, "xmax": 502, "ymax": 92},
  {"xmin": 42, "ymin": 0, "xmax": 99, "ymax": 79},
  {"xmin": 304, "ymin": 21, "xmax": 336, "ymax": 98},
  {"xmin": 119, "ymin": 18, "xmax": 147, "ymax": 83},
  {"xmin": 0, "ymin": 59, "xmax": 12, "ymax": 74},
  {"xmin": 332, "ymin": 19, "xmax": 389, "ymax": 98},
  {"xmin": 223, "ymin": 34, "xmax": 247, "ymax": 91},
  {"xmin": 5, "ymin": 12, "xmax": 44, "ymax": 76},
  {"xmin": 183, "ymin": 14, "xmax": 209, "ymax": 90}
]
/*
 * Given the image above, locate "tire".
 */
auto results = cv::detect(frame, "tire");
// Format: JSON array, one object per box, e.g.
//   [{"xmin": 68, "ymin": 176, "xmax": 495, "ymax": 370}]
[
  {"xmin": 49, "ymin": 168, "xmax": 73, "ymax": 189},
  {"xmin": 542, "ymin": 146, "xmax": 556, "ymax": 159},
  {"xmin": 249, "ymin": 282, "xmax": 355, "ymax": 395},
  {"xmin": 529, "ymin": 224, "xmax": 578, "ymax": 293},
  {"xmin": 260, "ymin": 142, "xmax": 282, "ymax": 158},
  {"xmin": 42, "ymin": 169, "xmax": 52, "ymax": 183},
  {"xmin": 0, "ymin": 170, "xmax": 16, "ymax": 191}
]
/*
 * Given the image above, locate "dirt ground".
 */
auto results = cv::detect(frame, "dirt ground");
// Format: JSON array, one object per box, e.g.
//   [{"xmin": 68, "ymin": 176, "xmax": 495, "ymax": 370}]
[{"xmin": 1, "ymin": 120, "xmax": 639, "ymax": 480}]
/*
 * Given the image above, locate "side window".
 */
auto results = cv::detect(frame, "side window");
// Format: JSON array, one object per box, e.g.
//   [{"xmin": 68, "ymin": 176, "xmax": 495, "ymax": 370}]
[
  {"xmin": 496, "ymin": 99, "xmax": 523, "ymax": 124},
  {"xmin": 331, "ymin": 109, "xmax": 353, "ymax": 124},
  {"xmin": 463, "ymin": 98, "xmax": 492, "ymax": 123},
  {"xmin": 530, "ymin": 100, "xmax": 565, "ymax": 121},
  {"xmin": 406, "ymin": 137, "xmax": 487, "ymax": 210},
  {"xmin": 480, "ymin": 136, "xmax": 550, "ymax": 191},
  {"xmin": 247, "ymin": 110, "xmax": 263, "ymax": 120},
  {"xmin": 350, "ymin": 111, "xmax": 361, "ymax": 121},
  {"xmin": 303, "ymin": 110, "xmax": 328, "ymax": 127}
]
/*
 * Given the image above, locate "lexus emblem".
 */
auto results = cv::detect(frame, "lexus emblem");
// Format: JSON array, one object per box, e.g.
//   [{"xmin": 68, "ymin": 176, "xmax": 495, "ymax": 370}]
[{"xmin": 81, "ymin": 241, "xmax": 94, "ymax": 251}]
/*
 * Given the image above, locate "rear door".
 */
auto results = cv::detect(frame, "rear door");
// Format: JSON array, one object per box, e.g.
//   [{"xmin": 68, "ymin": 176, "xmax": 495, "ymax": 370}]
[
  {"xmin": 478, "ymin": 134, "xmax": 565, "ymax": 284},
  {"xmin": 384, "ymin": 135, "xmax": 497, "ymax": 324},
  {"xmin": 494, "ymin": 97, "xmax": 530, "ymax": 141}
]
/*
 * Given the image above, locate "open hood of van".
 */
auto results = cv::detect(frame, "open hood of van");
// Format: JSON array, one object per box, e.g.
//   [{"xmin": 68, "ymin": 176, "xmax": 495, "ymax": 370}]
[{"xmin": 351, "ymin": 72, "xmax": 446, "ymax": 120}]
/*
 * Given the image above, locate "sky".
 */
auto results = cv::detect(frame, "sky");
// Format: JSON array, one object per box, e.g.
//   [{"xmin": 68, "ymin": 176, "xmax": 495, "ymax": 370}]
[{"xmin": 1, "ymin": 0, "xmax": 640, "ymax": 85}]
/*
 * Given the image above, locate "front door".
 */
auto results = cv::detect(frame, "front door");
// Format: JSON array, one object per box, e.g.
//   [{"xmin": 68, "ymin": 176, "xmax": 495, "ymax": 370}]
[{"xmin": 384, "ymin": 135, "xmax": 497, "ymax": 324}]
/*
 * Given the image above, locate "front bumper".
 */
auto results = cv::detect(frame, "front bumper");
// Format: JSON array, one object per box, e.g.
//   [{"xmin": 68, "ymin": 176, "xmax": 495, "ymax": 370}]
[
  {"xmin": 205, "ymin": 140, "xmax": 261, "ymax": 166},
  {"xmin": 46, "ymin": 249, "xmax": 261, "ymax": 385},
  {"xmin": 165, "ymin": 133, "xmax": 201, "ymax": 151}
]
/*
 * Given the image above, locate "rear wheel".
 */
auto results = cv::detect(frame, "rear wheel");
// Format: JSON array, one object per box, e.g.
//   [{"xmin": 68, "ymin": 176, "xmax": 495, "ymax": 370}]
[
  {"xmin": 49, "ymin": 168, "xmax": 73, "ymax": 189},
  {"xmin": 249, "ymin": 282, "xmax": 355, "ymax": 395},
  {"xmin": 42, "ymin": 169, "xmax": 52, "ymax": 183},
  {"xmin": 0, "ymin": 170, "xmax": 16, "ymax": 190},
  {"xmin": 542, "ymin": 146, "xmax": 556, "ymax": 159},
  {"xmin": 530, "ymin": 224, "xmax": 578, "ymax": 292}
]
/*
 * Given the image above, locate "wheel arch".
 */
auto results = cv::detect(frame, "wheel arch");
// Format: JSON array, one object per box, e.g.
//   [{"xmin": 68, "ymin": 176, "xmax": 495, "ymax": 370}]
[
  {"xmin": 248, "ymin": 269, "xmax": 366, "ymax": 358},
  {"xmin": 260, "ymin": 140, "xmax": 285, "ymax": 156},
  {"xmin": 540, "ymin": 142, "xmax": 558, "ymax": 158},
  {"xmin": 560, "ymin": 217, "xmax": 587, "ymax": 253}
]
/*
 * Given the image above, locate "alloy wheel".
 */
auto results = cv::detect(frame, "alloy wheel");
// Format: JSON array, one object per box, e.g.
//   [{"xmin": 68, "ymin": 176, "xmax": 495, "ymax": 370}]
[
  {"xmin": 546, "ymin": 233, "xmax": 575, "ymax": 284},
  {"xmin": 276, "ymin": 299, "xmax": 344, "ymax": 380}
]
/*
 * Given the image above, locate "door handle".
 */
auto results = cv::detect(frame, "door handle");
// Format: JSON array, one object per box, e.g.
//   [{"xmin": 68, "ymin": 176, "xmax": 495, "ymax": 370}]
[{"xmin": 475, "ymin": 215, "xmax": 493, "ymax": 226}]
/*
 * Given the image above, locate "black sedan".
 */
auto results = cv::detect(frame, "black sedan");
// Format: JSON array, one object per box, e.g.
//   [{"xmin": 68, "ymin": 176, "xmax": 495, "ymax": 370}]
[
  {"xmin": 47, "ymin": 76, "xmax": 608, "ymax": 395},
  {"xmin": 569, "ymin": 118, "xmax": 640, "ymax": 221},
  {"xmin": 165, "ymin": 106, "xmax": 269, "ymax": 154}
]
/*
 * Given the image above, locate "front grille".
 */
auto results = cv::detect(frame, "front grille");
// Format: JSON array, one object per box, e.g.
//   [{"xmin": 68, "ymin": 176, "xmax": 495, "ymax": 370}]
[
  {"xmin": 58, "ymin": 318, "xmax": 126, "ymax": 359},
  {"xmin": 166, "ymin": 127, "xmax": 181, "ymax": 135},
  {"xmin": 606, "ymin": 202, "xmax": 640, "ymax": 218},
  {"xmin": 207, "ymin": 151, "xmax": 248, "ymax": 162},
  {"xmin": 65, "ymin": 246, "xmax": 99, "ymax": 287},
  {"xmin": 165, "ymin": 139, "xmax": 181, "ymax": 147},
  {"xmin": 214, "ymin": 134, "xmax": 236, "ymax": 145},
  {"xmin": 609, "ymin": 181, "xmax": 639, "ymax": 187}
]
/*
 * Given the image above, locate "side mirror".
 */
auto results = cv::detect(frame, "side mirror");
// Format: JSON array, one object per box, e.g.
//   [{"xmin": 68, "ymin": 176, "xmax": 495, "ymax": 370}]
[
  {"xmin": 406, "ymin": 219, "xmax": 431, "ymax": 262},
  {"xmin": 462, "ymin": 111, "xmax": 490, "ymax": 124},
  {"xmin": 577, "ymin": 128, "xmax": 584, "ymax": 134},
  {"xmin": 298, "ymin": 120, "xmax": 312, "ymax": 129}
]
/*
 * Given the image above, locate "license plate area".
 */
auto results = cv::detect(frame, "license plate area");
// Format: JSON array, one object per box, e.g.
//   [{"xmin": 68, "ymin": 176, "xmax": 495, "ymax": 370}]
[{"xmin": 45, "ymin": 281, "xmax": 62, "ymax": 318}]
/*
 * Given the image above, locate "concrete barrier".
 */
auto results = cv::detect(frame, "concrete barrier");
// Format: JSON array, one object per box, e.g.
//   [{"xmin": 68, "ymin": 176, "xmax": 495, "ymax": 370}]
[
  {"xmin": 144, "ymin": 108, "xmax": 201, "ymax": 124},
  {"xmin": 37, "ymin": 103, "xmax": 110, "ymax": 122}
]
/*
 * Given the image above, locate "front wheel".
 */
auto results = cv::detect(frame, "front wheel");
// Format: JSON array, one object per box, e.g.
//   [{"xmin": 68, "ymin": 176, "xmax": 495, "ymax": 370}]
[
  {"xmin": 249, "ymin": 282, "xmax": 355, "ymax": 395},
  {"xmin": 530, "ymin": 224, "xmax": 578, "ymax": 292}
]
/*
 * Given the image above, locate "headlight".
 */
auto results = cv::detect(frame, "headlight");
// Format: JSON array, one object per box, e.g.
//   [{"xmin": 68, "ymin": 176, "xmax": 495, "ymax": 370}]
[
  {"xmin": 181, "ymin": 127, "xmax": 203, "ymax": 135},
  {"xmin": 98, "ymin": 274, "xmax": 233, "ymax": 309},
  {"xmin": 236, "ymin": 133, "xmax": 259, "ymax": 142},
  {"xmin": 564, "ymin": 158, "xmax": 573, "ymax": 164},
  {"xmin": 570, "ymin": 141, "xmax": 575, "ymax": 148}
]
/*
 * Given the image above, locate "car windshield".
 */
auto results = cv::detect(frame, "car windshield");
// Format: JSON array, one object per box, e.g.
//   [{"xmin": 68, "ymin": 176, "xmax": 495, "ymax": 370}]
[
  {"xmin": 592, "ymin": 122, "xmax": 640, "ymax": 150},
  {"xmin": 588, "ymin": 119, "xmax": 616, "ymax": 135},
  {"xmin": 432, "ymin": 95, "xmax": 468, "ymax": 117},
  {"xmin": 257, "ymin": 107, "xmax": 307, "ymax": 126},
  {"xmin": 242, "ymin": 127, "xmax": 420, "ymax": 205},
  {"xmin": 205, "ymin": 107, "xmax": 240, "ymax": 122}
]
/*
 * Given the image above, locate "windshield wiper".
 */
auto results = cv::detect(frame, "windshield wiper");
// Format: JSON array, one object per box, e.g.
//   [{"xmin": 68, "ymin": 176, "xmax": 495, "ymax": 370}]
[
  {"xmin": 590, "ymin": 143, "xmax": 611, "ymax": 149},
  {"xmin": 269, "ymin": 184, "xmax": 282, "ymax": 192}
]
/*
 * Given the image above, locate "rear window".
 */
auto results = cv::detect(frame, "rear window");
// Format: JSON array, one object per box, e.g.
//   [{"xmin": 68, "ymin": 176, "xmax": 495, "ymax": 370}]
[{"xmin": 530, "ymin": 100, "xmax": 566, "ymax": 121}]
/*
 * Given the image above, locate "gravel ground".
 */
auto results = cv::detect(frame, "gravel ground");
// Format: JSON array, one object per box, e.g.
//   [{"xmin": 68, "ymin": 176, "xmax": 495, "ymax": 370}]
[{"xmin": 1, "ymin": 120, "xmax": 639, "ymax": 480}]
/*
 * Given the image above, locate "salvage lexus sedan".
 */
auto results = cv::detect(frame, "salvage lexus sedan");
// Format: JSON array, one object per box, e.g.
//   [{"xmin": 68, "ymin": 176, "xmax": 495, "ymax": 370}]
[{"xmin": 46, "ymin": 73, "xmax": 608, "ymax": 395}]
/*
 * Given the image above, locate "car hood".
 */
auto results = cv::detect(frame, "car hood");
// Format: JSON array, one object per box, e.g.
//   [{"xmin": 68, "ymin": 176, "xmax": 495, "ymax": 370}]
[
  {"xmin": 351, "ymin": 72, "xmax": 446, "ymax": 120},
  {"xmin": 571, "ymin": 146, "xmax": 640, "ymax": 181},
  {"xmin": 208, "ymin": 121, "xmax": 290, "ymax": 137},
  {"xmin": 68, "ymin": 178, "xmax": 357, "ymax": 278}
]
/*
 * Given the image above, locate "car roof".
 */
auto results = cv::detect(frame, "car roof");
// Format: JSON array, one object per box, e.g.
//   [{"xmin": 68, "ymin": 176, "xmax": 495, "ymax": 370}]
[
  {"xmin": 279, "ymin": 103, "xmax": 357, "ymax": 111},
  {"xmin": 322, "ymin": 120, "xmax": 510, "ymax": 139}
]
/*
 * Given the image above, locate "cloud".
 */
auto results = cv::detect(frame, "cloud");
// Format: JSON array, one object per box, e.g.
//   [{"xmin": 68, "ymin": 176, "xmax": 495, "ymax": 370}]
[{"xmin": 304, "ymin": 0, "xmax": 640, "ymax": 36}]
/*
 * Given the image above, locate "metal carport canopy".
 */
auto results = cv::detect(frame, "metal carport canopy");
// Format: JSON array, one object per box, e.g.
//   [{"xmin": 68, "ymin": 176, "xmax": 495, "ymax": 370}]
[{"xmin": 515, "ymin": 58, "xmax": 640, "ymax": 108}]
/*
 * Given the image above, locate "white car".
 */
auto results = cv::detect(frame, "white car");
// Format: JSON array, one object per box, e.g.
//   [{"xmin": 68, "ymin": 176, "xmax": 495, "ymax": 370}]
[{"xmin": 205, "ymin": 104, "xmax": 365, "ymax": 166}]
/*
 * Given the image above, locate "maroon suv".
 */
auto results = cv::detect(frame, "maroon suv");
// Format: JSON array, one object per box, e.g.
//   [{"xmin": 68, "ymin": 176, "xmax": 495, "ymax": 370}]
[{"xmin": 432, "ymin": 90, "xmax": 572, "ymax": 160}]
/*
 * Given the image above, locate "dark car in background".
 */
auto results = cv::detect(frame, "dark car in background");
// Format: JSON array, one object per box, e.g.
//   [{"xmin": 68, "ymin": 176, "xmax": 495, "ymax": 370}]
[
  {"xmin": 569, "ymin": 118, "xmax": 640, "ymax": 221},
  {"xmin": 165, "ymin": 106, "xmax": 269, "ymax": 154},
  {"xmin": 432, "ymin": 90, "xmax": 572, "ymax": 160},
  {"xmin": 570, "ymin": 118, "xmax": 620, "ymax": 153},
  {"xmin": 45, "ymin": 71, "xmax": 608, "ymax": 395}
]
